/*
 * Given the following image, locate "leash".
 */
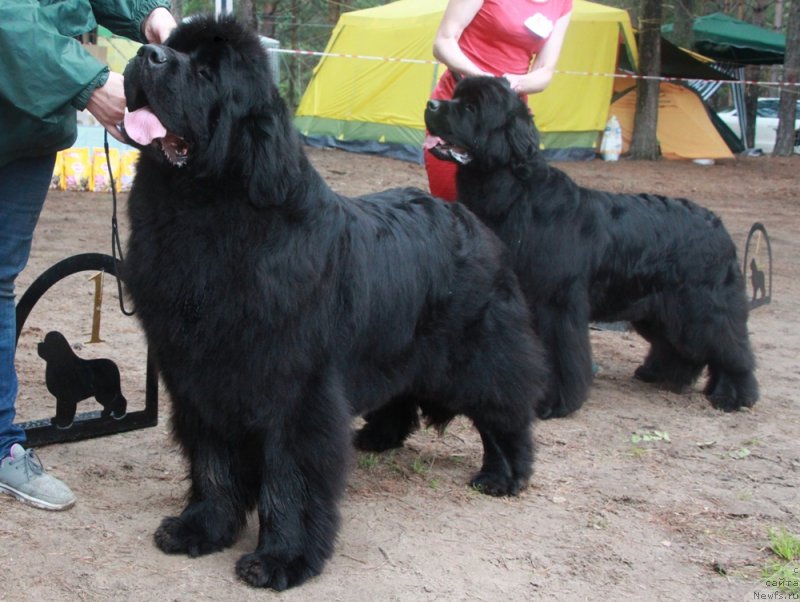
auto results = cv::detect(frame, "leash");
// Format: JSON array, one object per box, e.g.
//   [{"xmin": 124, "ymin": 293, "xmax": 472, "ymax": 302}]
[{"xmin": 104, "ymin": 129, "xmax": 135, "ymax": 316}]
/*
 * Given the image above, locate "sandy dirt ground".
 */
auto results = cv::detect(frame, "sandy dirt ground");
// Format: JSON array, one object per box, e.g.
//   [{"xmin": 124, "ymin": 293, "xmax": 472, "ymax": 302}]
[{"xmin": 1, "ymin": 149, "xmax": 798, "ymax": 601}]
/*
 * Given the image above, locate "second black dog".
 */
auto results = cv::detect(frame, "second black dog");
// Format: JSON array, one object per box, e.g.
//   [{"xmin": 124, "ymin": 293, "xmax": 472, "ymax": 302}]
[{"xmin": 425, "ymin": 76, "xmax": 758, "ymax": 418}]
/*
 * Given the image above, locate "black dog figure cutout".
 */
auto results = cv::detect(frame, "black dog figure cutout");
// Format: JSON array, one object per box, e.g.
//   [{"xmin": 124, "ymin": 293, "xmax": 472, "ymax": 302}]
[
  {"xmin": 750, "ymin": 258, "xmax": 767, "ymax": 304},
  {"xmin": 38, "ymin": 331, "xmax": 127, "ymax": 428}
]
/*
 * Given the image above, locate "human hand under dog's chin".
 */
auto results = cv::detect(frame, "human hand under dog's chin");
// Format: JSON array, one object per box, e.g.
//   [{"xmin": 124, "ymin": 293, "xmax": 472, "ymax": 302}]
[{"xmin": 86, "ymin": 72, "xmax": 127, "ymax": 142}]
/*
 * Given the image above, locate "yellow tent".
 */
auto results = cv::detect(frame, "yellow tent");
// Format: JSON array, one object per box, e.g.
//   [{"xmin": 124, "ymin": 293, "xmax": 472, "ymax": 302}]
[
  {"xmin": 97, "ymin": 36, "xmax": 141, "ymax": 74},
  {"xmin": 295, "ymin": 0, "xmax": 638, "ymax": 161},
  {"xmin": 610, "ymin": 80, "xmax": 734, "ymax": 160}
]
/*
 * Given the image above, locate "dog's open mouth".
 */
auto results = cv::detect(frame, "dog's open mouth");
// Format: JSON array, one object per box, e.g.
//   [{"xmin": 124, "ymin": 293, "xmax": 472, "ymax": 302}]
[
  {"xmin": 123, "ymin": 107, "xmax": 190, "ymax": 167},
  {"xmin": 427, "ymin": 137, "xmax": 472, "ymax": 165}
]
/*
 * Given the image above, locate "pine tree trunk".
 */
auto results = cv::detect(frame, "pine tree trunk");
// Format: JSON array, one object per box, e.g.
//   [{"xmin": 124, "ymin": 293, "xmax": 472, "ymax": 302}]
[
  {"xmin": 774, "ymin": 0, "xmax": 799, "ymax": 155},
  {"xmin": 261, "ymin": 4, "xmax": 277, "ymax": 38},
  {"xmin": 236, "ymin": 0, "xmax": 257, "ymax": 30},
  {"xmin": 170, "ymin": 0, "xmax": 183, "ymax": 21},
  {"xmin": 630, "ymin": 0, "xmax": 661, "ymax": 160},
  {"xmin": 672, "ymin": 0, "xmax": 694, "ymax": 49},
  {"xmin": 744, "ymin": 65, "xmax": 760, "ymax": 148},
  {"xmin": 289, "ymin": 0, "xmax": 299, "ymax": 105},
  {"xmin": 744, "ymin": 0, "xmax": 771, "ymax": 148}
]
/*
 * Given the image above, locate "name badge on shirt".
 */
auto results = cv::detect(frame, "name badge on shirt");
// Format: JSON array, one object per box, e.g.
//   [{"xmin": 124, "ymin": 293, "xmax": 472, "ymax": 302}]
[{"xmin": 524, "ymin": 13, "xmax": 554, "ymax": 39}]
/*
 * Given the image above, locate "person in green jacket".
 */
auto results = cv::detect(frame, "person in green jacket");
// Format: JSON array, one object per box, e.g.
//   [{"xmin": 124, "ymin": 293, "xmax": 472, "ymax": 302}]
[{"xmin": 0, "ymin": 0, "xmax": 176, "ymax": 511}]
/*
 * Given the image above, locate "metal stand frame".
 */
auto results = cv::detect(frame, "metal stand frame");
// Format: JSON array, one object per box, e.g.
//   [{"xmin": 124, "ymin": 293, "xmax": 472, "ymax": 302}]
[
  {"xmin": 15, "ymin": 253, "xmax": 157, "ymax": 447},
  {"xmin": 743, "ymin": 222, "xmax": 772, "ymax": 310}
]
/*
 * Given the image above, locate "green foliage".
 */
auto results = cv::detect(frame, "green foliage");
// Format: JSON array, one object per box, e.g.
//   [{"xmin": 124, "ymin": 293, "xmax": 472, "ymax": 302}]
[
  {"xmin": 629, "ymin": 445, "xmax": 647, "ymax": 458},
  {"xmin": 593, "ymin": 0, "xmax": 786, "ymax": 34},
  {"xmin": 762, "ymin": 563, "xmax": 800, "ymax": 595},
  {"xmin": 630, "ymin": 430, "xmax": 670, "ymax": 444},
  {"xmin": 411, "ymin": 456, "xmax": 433, "ymax": 475},
  {"xmin": 175, "ymin": 0, "xmax": 392, "ymax": 108},
  {"xmin": 728, "ymin": 447, "xmax": 751, "ymax": 460},
  {"xmin": 183, "ymin": 0, "xmax": 213, "ymax": 16},
  {"xmin": 357, "ymin": 452, "xmax": 379, "ymax": 471},
  {"xmin": 762, "ymin": 528, "xmax": 800, "ymax": 595},
  {"xmin": 769, "ymin": 528, "xmax": 800, "ymax": 562}
]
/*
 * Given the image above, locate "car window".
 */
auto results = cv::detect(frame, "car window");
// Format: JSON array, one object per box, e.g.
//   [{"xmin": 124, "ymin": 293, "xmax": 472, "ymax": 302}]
[{"xmin": 757, "ymin": 99, "xmax": 778, "ymax": 117}]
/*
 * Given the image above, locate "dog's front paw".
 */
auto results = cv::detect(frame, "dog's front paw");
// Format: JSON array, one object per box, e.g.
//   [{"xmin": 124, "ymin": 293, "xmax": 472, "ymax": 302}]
[
  {"xmin": 536, "ymin": 398, "xmax": 575, "ymax": 420},
  {"xmin": 154, "ymin": 516, "xmax": 227, "ymax": 557},
  {"xmin": 707, "ymin": 393, "xmax": 751, "ymax": 412},
  {"xmin": 469, "ymin": 471, "xmax": 525, "ymax": 497},
  {"xmin": 236, "ymin": 552, "xmax": 320, "ymax": 590}
]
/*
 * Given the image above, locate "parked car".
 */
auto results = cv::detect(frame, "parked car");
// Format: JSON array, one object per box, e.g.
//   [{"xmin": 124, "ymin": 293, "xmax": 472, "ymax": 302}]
[{"xmin": 717, "ymin": 97, "xmax": 800, "ymax": 153}]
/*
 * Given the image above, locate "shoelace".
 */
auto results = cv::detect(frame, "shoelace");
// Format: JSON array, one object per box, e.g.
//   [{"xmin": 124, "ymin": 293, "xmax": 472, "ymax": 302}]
[{"xmin": 17, "ymin": 449, "xmax": 44, "ymax": 480}]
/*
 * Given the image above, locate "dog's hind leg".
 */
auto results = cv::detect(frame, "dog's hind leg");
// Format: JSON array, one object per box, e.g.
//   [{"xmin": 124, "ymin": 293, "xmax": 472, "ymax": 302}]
[
  {"xmin": 705, "ymin": 366, "xmax": 758, "ymax": 411},
  {"xmin": 469, "ymin": 420, "xmax": 533, "ymax": 496},
  {"xmin": 632, "ymin": 321, "xmax": 703, "ymax": 391},
  {"xmin": 353, "ymin": 393, "xmax": 420, "ymax": 452},
  {"xmin": 94, "ymin": 360, "xmax": 127, "ymax": 419},
  {"xmin": 702, "ymin": 304, "xmax": 758, "ymax": 411},
  {"xmin": 535, "ymin": 304, "xmax": 593, "ymax": 419}
]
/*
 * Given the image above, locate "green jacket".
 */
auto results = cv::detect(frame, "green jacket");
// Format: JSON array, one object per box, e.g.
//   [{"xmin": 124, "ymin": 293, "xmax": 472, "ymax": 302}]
[{"xmin": 0, "ymin": 0, "xmax": 170, "ymax": 167}]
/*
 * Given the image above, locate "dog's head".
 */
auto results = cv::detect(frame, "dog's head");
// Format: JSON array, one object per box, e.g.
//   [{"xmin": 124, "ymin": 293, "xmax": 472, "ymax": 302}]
[
  {"xmin": 424, "ymin": 76, "xmax": 541, "ymax": 177},
  {"xmin": 123, "ymin": 15, "xmax": 292, "ymax": 197},
  {"xmin": 37, "ymin": 331, "xmax": 72, "ymax": 362}
]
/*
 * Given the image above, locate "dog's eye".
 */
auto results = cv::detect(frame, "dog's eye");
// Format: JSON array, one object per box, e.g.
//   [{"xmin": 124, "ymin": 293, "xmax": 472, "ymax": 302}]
[
  {"xmin": 198, "ymin": 67, "xmax": 213, "ymax": 82},
  {"xmin": 464, "ymin": 103, "xmax": 476, "ymax": 113}
]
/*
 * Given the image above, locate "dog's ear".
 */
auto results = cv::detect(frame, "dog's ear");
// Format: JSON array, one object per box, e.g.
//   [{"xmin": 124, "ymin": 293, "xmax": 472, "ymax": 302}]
[
  {"xmin": 505, "ymin": 109, "xmax": 540, "ymax": 179},
  {"xmin": 241, "ymin": 94, "xmax": 304, "ymax": 207}
]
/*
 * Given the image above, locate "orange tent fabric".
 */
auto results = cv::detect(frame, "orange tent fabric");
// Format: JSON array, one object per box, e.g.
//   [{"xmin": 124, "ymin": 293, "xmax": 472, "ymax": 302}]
[{"xmin": 609, "ymin": 81, "xmax": 734, "ymax": 160}]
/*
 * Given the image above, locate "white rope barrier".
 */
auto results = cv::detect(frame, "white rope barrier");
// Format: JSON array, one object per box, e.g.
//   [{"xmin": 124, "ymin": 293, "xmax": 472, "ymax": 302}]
[{"xmin": 268, "ymin": 47, "xmax": 800, "ymax": 88}]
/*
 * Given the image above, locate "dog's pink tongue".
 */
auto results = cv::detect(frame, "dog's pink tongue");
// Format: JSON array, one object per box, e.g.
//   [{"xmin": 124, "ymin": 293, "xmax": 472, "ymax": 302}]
[{"xmin": 123, "ymin": 107, "xmax": 167, "ymax": 145}]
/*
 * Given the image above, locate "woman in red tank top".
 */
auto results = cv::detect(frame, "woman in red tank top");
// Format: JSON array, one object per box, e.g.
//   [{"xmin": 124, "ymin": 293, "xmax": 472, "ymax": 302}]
[{"xmin": 425, "ymin": 0, "xmax": 573, "ymax": 201}]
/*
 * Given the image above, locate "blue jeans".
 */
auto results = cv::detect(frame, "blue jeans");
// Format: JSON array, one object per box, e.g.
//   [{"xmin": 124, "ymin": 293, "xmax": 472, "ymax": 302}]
[{"xmin": 0, "ymin": 154, "xmax": 56, "ymax": 459}]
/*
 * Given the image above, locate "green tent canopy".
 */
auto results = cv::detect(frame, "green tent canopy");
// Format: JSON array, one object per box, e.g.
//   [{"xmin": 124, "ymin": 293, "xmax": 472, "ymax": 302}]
[{"xmin": 662, "ymin": 12, "xmax": 785, "ymax": 65}]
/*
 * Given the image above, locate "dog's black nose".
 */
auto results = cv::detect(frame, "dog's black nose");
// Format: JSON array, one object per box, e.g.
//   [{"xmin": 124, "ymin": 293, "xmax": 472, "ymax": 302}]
[
  {"xmin": 427, "ymin": 100, "xmax": 441, "ymax": 112},
  {"xmin": 138, "ymin": 44, "xmax": 168, "ymax": 66}
]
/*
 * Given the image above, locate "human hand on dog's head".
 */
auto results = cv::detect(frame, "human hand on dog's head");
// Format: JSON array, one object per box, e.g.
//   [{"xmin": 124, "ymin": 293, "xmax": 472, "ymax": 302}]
[
  {"xmin": 143, "ymin": 7, "xmax": 177, "ymax": 44},
  {"xmin": 502, "ymin": 73, "xmax": 525, "ymax": 93}
]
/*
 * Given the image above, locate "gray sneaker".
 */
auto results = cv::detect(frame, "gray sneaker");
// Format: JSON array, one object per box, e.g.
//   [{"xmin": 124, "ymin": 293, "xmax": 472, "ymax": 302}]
[{"xmin": 0, "ymin": 444, "xmax": 76, "ymax": 511}]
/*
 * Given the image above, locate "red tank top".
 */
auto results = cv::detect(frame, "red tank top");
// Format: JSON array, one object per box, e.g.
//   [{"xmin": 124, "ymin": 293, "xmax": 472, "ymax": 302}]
[{"xmin": 431, "ymin": 0, "xmax": 573, "ymax": 101}]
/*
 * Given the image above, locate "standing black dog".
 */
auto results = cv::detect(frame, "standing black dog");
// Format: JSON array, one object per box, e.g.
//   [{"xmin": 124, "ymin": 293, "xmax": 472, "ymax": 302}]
[
  {"xmin": 121, "ymin": 18, "xmax": 546, "ymax": 591},
  {"xmin": 425, "ymin": 76, "xmax": 758, "ymax": 419}
]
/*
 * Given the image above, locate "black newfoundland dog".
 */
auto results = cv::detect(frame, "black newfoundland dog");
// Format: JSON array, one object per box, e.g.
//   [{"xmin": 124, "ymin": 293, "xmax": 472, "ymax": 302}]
[
  {"xmin": 425, "ymin": 76, "xmax": 758, "ymax": 419},
  {"xmin": 121, "ymin": 18, "xmax": 546, "ymax": 590}
]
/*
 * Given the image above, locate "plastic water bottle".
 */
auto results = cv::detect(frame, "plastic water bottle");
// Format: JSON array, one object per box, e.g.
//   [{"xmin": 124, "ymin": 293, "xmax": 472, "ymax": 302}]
[{"xmin": 600, "ymin": 115, "xmax": 622, "ymax": 161}]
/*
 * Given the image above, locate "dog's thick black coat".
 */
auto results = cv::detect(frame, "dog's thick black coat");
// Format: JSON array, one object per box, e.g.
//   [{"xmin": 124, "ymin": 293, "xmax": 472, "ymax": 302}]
[
  {"xmin": 122, "ymin": 18, "xmax": 545, "ymax": 590},
  {"xmin": 425, "ymin": 76, "xmax": 758, "ymax": 419}
]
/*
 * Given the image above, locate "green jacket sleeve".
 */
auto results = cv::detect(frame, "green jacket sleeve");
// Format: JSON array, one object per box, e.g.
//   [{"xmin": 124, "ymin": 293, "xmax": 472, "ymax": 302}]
[
  {"xmin": 90, "ymin": 0, "xmax": 172, "ymax": 44},
  {"xmin": 0, "ymin": 0, "xmax": 170, "ymax": 118}
]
